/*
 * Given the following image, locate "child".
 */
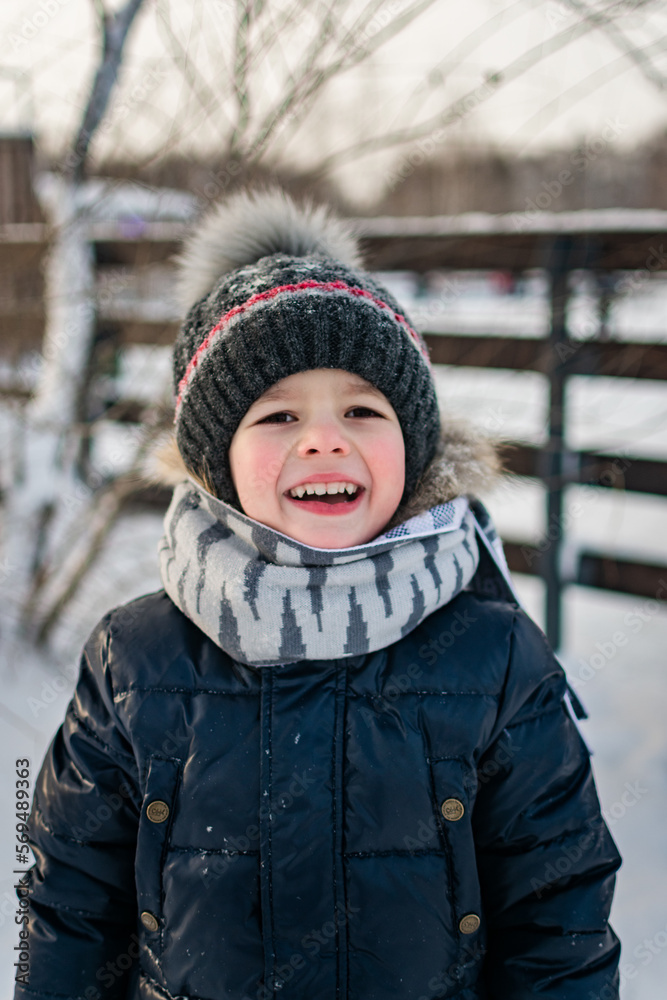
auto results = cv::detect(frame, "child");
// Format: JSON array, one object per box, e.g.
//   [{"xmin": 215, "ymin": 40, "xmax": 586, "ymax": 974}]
[{"xmin": 17, "ymin": 189, "xmax": 621, "ymax": 1000}]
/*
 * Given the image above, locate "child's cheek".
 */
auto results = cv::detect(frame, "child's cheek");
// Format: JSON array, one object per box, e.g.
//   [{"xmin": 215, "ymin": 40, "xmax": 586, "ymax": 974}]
[
  {"xmin": 369, "ymin": 429, "xmax": 406, "ymax": 489},
  {"xmin": 240, "ymin": 436, "xmax": 289, "ymax": 500}
]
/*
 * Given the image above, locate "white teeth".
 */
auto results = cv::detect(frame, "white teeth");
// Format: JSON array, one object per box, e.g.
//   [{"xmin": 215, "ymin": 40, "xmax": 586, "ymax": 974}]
[{"xmin": 289, "ymin": 481, "xmax": 359, "ymax": 498}]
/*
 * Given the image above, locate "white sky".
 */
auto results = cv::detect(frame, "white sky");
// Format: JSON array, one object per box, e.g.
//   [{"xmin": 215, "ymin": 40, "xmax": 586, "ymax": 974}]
[{"xmin": 1, "ymin": 0, "xmax": 666, "ymax": 203}]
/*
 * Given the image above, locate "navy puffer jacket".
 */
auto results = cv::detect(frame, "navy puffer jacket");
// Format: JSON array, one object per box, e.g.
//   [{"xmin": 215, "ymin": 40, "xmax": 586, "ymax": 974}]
[{"xmin": 16, "ymin": 586, "xmax": 621, "ymax": 1000}]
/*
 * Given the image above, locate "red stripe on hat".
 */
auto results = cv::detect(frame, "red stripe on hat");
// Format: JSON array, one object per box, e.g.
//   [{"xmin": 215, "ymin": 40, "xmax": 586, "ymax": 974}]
[{"xmin": 174, "ymin": 280, "xmax": 430, "ymax": 420}]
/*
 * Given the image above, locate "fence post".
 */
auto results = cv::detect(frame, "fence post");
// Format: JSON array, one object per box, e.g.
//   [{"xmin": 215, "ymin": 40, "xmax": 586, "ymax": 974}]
[{"xmin": 542, "ymin": 235, "xmax": 574, "ymax": 651}]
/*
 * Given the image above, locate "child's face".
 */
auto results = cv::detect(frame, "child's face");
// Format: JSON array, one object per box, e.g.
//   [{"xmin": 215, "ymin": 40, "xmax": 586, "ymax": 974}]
[{"xmin": 228, "ymin": 369, "xmax": 405, "ymax": 548}]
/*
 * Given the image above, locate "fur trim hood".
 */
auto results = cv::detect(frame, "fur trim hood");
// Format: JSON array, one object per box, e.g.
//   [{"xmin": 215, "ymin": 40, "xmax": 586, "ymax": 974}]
[
  {"xmin": 176, "ymin": 188, "xmax": 362, "ymax": 312},
  {"xmin": 146, "ymin": 416, "xmax": 504, "ymax": 532}
]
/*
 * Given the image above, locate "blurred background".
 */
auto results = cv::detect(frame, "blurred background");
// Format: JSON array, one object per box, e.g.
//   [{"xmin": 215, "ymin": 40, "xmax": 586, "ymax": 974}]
[{"xmin": 1, "ymin": 1, "xmax": 666, "ymax": 996}]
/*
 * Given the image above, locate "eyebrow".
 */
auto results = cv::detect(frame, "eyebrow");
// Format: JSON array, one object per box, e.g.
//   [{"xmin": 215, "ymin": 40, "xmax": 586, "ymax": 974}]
[{"xmin": 257, "ymin": 376, "xmax": 386, "ymax": 404}]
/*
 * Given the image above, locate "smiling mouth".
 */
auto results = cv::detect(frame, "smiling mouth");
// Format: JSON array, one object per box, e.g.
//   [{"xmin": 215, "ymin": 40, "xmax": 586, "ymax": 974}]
[
  {"xmin": 284, "ymin": 484, "xmax": 366, "ymax": 514},
  {"xmin": 286, "ymin": 481, "xmax": 364, "ymax": 505},
  {"xmin": 288, "ymin": 490, "xmax": 363, "ymax": 505}
]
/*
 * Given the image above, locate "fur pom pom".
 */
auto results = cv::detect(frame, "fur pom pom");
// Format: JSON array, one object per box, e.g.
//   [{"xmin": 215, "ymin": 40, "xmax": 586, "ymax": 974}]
[{"xmin": 176, "ymin": 188, "xmax": 362, "ymax": 311}]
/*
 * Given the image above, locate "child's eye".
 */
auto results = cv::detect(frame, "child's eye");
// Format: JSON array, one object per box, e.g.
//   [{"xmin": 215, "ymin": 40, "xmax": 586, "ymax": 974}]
[
  {"xmin": 258, "ymin": 411, "xmax": 296, "ymax": 424},
  {"xmin": 346, "ymin": 406, "xmax": 382, "ymax": 418}
]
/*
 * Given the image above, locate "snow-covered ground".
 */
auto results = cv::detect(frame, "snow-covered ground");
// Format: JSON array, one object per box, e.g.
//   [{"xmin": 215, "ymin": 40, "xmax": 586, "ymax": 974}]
[{"xmin": 1, "ymin": 273, "xmax": 666, "ymax": 998}]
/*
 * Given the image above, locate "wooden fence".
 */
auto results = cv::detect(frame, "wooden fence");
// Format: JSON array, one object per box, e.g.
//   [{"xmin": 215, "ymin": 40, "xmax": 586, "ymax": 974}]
[
  {"xmin": 2, "ymin": 206, "xmax": 666, "ymax": 648},
  {"xmin": 360, "ymin": 212, "xmax": 667, "ymax": 646}
]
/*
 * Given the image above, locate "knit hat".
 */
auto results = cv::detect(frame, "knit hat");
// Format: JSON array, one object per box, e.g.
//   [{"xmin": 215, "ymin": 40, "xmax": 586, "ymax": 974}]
[{"xmin": 173, "ymin": 188, "xmax": 441, "ymax": 509}]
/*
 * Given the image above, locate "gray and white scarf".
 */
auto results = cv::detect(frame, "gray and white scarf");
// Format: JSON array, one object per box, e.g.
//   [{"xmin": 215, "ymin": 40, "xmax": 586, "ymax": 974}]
[{"xmin": 158, "ymin": 480, "xmax": 513, "ymax": 667}]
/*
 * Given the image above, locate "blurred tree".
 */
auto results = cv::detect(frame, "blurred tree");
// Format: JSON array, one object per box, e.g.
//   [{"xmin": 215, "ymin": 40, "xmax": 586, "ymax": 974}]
[{"xmin": 4, "ymin": 0, "xmax": 149, "ymax": 646}]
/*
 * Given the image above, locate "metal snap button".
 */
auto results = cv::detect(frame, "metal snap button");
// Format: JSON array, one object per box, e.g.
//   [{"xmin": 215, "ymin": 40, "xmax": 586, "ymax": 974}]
[
  {"xmin": 146, "ymin": 800, "xmax": 169, "ymax": 824},
  {"xmin": 459, "ymin": 913, "xmax": 481, "ymax": 935},
  {"xmin": 140, "ymin": 910, "xmax": 159, "ymax": 932},
  {"xmin": 441, "ymin": 798, "xmax": 465, "ymax": 821}
]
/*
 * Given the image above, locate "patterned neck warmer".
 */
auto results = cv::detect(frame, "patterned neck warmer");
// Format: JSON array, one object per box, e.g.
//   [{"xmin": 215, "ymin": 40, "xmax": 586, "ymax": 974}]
[{"xmin": 158, "ymin": 481, "xmax": 489, "ymax": 667}]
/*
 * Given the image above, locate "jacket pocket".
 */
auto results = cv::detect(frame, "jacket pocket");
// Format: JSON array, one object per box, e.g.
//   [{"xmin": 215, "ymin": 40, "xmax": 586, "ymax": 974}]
[
  {"xmin": 426, "ymin": 756, "xmax": 484, "ymax": 949},
  {"xmin": 135, "ymin": 755, "xmax": 182, "ymax": 951}
]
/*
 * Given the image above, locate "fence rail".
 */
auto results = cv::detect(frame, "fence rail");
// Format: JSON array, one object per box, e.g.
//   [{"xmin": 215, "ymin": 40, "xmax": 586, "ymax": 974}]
[
  {"xmin": 423, "ymin": 333, "xmax": 667, "ymax": 380},
  {"xmin": 503, "ymin": 543, "xmax": 667, "ymax": 600},
  {"xmin": 2, "ymin": 208, "xmax": 666, "ymax": 648},
  {"xmin": 503, "ymin": 443, "xmax": 666, "ymax": 496}
]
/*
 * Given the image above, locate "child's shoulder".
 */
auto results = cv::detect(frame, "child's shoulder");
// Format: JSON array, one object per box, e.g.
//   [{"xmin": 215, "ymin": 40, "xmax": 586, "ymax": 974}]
[
  {"xmin": 418, "ymin": 589, "xmax": 553, "ymax": 663},
  {"xmin": 414, "ymin": 591, "xmax": 565, "ymax": 713},
  {"xmin": 82, "ymin": 588, "xmax": 197, "ymax": 689},
  {"xmin": 104, "ymin": 587, "xmax": 188, "ymax": 637}
]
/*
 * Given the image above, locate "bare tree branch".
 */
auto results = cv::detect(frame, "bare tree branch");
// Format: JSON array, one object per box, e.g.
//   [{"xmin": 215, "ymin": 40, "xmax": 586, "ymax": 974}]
[
  {"xmin": 387, "ymin": 0, "xmax": 528, "ymax": 133},
  {"xmin": 242, "ymin": 0, "xmax": 353, "ymax": 160},
  {"xmin": 252, "ymin": 0, "xmax": 328, "ymax": 71},
  {"xmin": 228, "ymin": 1, "xmax": 253, "ymax": 156},
  {"xmin": 154, "ymin": 0, "xmax": 234, "ymax": 153},
  {"xmin": 31, "ymin": 476, "xmax": 138, "ymax": 645},
  {"xmin": 24, "ymin": 411, "xmax": 169, "ymax": 645},
  {"xmin": 89, "ymin": 0, "xmax": 107, "ymax": 23},
  {"xmin": 68, "ymin": 0, "xmax": 146, "ymax": 181},
  {"xmin": 510, "ymin": 33, "xmax": 667, "ymax": 149},
  {"xmin": 557, "ymin": 0, "xmax": 667, "ymax": 91},
  {"xmin": 246, "ymin": 0, "xmax": 442, "ymax": 165},
  {"xmin": 309, "ymin": 13, "xmax": 605, "ymax": 177}
]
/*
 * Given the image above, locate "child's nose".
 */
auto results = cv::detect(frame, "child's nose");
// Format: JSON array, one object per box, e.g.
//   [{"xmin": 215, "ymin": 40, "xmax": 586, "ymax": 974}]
[{"xmin": 296, "ymin": 415, "xmax": 351, "ymax": 456}]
